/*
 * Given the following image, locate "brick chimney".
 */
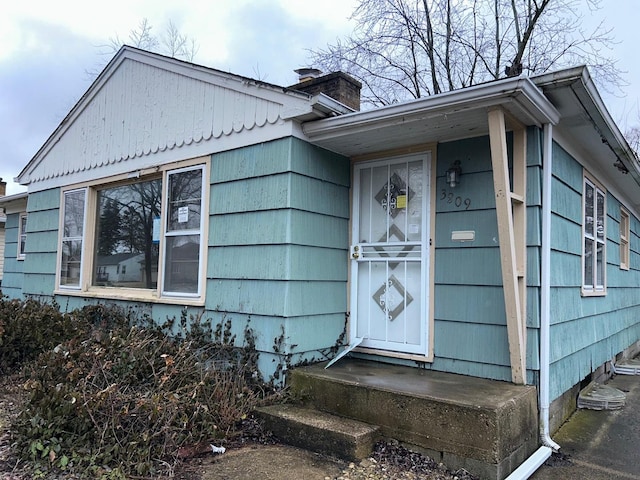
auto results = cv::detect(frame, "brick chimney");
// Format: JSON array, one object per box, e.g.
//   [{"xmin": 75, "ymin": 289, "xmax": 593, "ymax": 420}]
[
  {"xmin": 289, "ymin": 69, "xmax": 362, "ymax": 111},
  {"xmin": 0, "ymin": 178, "xmax": 6, "ymax": 197}
]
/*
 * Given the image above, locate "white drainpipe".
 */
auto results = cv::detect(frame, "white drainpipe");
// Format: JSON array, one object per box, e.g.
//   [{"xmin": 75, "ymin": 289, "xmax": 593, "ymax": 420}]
[{"xmin": 505, "ymin": 123, "xmax": 560, "ymax": 480}]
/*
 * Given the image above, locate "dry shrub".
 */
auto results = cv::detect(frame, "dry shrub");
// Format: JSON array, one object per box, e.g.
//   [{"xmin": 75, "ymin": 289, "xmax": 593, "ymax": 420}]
[
  {"xmin": 12, "ymin": 305, "xmax": 270, "ymax": 479},
  {"xmin": 0, "ymin": 296, "xmax": 88, "ymax": 375}
]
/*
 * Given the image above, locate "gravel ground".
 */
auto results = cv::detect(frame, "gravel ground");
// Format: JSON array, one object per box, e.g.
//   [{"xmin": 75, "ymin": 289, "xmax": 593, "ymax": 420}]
[{"xmin": 337, "ymin": 441, "xmax": 479, "ymax": 480}]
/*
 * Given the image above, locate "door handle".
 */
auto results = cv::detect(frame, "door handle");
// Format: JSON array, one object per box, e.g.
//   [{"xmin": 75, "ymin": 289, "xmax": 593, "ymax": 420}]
[{"xmin": 351, "ymin": 245, "xmax": 360, "ymax": 259}]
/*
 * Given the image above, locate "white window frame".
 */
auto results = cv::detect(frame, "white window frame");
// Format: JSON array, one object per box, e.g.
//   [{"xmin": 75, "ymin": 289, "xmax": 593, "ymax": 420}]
[
  {"xmin": 17, "ymin": 213, "xmax": 28, "ymax": 260},
  {"xmin": 55, "ymin": 158, "xmax": 208, "ymax": 304},
  {"xmin": 620, "ymin": 208, "xmax": 630, "ymax": 271},
  {"xmin": 59, "ymin": 188, "xmax": 88, "ymax": 290},
  {"xmin": 161, "ymin": 165, "xmax": 207, "ymax": 298},
  {"xmin": 582, "ymin": 174, "xmax": 606, "ymax": 296}
]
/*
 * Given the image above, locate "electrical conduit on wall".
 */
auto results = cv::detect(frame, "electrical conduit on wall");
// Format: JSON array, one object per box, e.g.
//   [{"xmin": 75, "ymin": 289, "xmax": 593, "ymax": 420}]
[{"xmin": 505, "ymin": 123, "xmax": 560, "ymax": 480}]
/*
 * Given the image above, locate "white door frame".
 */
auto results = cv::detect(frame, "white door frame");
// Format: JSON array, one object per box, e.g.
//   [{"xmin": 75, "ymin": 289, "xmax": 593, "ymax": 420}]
[{"xmin": 349, "ymin": 152, "xmax": 431, "ymax": 358}]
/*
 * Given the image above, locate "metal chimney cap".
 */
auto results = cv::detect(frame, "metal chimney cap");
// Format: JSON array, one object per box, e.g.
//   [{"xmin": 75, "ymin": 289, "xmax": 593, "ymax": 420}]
[{"xmin": 295, "ymin": 68, "xmax": 323, "ymax": 82}]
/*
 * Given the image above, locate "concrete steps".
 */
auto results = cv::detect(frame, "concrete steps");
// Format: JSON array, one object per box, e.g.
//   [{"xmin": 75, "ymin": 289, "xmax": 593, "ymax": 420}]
[
  {"xmin": 283, "ymin": 359, "xmax": 540, "ymax": 480},
  {"xmin": 256, "ymin": 403, "xmax": 380, "ymax": 461}
]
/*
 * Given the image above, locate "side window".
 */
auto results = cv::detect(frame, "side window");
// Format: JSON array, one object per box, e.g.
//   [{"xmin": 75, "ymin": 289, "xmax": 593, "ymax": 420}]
[
  {"xmin": 60, "ymin": 188, "xmax": 87, "ymax": 289},
  {"xmin": 17, "ymin": 213, "xmax": 27, "ymax": 260},
  {"xmin": 620, "ymin": 208, "xmax": 630, "ymax": 271},
  {"xmin": 162, "ymin": 166, "xmax": 205, "ymax": 296},
  {"xmin": 582, "ymin": 176, "xmax": 606, "ymax": 295}
]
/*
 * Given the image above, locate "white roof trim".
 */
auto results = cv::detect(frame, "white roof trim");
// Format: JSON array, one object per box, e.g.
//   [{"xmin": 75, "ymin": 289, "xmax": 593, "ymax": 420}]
[
  {"xmin": 16, "ymin": 46, "xmax": 345, "ymax": 188},
  {"xmin": 303, "ymin": 76, "xmax": 560, "ymax": 144}
]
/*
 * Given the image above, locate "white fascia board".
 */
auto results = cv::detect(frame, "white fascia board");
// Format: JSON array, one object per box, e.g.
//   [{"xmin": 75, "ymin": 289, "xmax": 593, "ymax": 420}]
[
  {"xmin": 282, "ymin": 93, "xmax": 355, "ymax": 121},
  {"xmin": 537, "ymin": 66, "xmax": 640, "ymax": 186},
  {"xmin": 0, "ymin": 192, "xmax": 28, "ymax": 214},
  {"xmin": 303, "ymin": 77, "xmax": 560, "ymax": 141}
]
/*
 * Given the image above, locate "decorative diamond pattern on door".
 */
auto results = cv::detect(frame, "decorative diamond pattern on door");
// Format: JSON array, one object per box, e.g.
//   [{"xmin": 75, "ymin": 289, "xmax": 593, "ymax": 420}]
[
  {"xmin": 351, "ymin": 155, "xmax": 430, "ymax": 355},
  {"xmin": 372, "ymin": 274, "xmax": 414, "ymax": 322},
  {"xmin": 374, "ymin": 172, "xmax": 415, "ymax": 218}
]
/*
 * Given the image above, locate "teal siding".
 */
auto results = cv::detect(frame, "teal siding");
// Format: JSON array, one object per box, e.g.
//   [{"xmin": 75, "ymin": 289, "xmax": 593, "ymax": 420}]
[
  {"xmin": 21, "ymin": 189, "xmax": 59, "ymax": 299},
  {"xmin": 548, "ymin": 142, "xmax": 640, "ymax": 401},
  {"xmin": 0, "ymin": 213, "xmax": 24, "ymax": 298},
  {"xmin": 8, "ymin": 138, "xmax": 349, "ymax": 383},
  {"xmin": 209, "ymin": 245, "xmax": 347, "ymax": 280},
  {"xmin": 434, "ymin": 129, "xmax": 542, "ymax": 382},
  {"xmin": 207, "ymin": 137, "xmax": 350, "ymax": 376}
]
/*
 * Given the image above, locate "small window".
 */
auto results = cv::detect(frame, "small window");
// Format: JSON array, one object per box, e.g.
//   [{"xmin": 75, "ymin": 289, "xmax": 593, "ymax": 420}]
[
  {"xmin": 620, "ymin": 208, "xmax": 630, "ymax": 270},
  {"xmin": 17, "ymin": 213, "xmax": 28, "ymax": 260},
  {"xmin": 162, "ymin": 167, "xmax": 204, "ymax": 295},
  {"xmin": 60, "ymin": 189, "xmax": 87, "ymax": 289},
  {"xmin": 582, "ymin": 176, "xmax": 606, "ymax": 295}
]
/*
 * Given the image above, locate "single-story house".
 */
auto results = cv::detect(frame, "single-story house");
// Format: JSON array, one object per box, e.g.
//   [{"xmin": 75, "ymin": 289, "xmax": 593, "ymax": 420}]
[{"xmin": 2, "ymin": 46, "xmax": 640, "ymax": 478}]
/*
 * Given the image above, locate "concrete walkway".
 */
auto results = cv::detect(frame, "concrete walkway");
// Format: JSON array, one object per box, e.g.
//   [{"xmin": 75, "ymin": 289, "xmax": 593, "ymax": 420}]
[{"xmin": 532, "ymin": 373, "xmax": 640, "ymax": 480}]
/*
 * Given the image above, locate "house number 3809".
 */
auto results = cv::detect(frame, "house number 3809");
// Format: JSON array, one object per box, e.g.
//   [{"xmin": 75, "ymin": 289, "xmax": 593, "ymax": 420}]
[{"xmin": 440, "ymin": 190, "xmax": 471, "ymax": 210}]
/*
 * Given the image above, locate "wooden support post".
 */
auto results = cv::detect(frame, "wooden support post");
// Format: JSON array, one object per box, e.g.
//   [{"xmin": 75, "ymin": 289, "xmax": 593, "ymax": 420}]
[{"xmin": 487, "ymin": 107, "xmax": 527, "ymax": 385}]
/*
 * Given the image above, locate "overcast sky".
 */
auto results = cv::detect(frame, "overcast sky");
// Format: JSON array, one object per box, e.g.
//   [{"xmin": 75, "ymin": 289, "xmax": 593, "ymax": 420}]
[{"xmin": 1, "ymin": 0, "xmax": 638, "ymax": 196}]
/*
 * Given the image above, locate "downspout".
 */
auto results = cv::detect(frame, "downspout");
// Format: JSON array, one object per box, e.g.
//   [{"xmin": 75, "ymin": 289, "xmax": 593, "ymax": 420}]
[
  {"xmin": 539, "ymin": 123, "xmax": 561, "ymax": 453},
  {"xmin": 505, "ymin": 123, "xmax": 560, "ymax": 480}
]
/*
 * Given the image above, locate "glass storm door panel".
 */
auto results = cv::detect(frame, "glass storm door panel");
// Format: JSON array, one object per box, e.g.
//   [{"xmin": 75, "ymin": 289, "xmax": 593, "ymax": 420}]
[{"xmin": 350, "ymin": 154, "xmax": 430, "ymax": 355}]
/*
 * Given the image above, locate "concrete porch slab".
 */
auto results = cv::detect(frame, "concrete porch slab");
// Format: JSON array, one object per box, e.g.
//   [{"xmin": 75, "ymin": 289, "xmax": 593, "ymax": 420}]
[{"xmin": 290, "ymin": 358, "xmax": 539, "ymax": 480}]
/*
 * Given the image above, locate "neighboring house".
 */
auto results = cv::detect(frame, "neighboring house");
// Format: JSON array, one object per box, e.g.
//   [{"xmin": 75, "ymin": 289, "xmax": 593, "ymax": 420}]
[
  {"xmin": 95, "ymin": 252, "xmax": 146, "ymax": 286},
  {"xmin": 3, "ymin": 46, "xmax": 640, "ymax": 478},
  {"xmin": 0, "ymin": 191, "xmax": 28, "ymax": 295}
]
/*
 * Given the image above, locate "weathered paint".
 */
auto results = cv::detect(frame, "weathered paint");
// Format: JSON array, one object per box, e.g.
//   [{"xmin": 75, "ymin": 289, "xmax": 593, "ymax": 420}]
[
  {"xmin": 211, "ymin": 210, "xmax": 348, "ymax": 248},
  {"xmin": 434, "ymin": 132, "xmax": 541, "ymax": 382},
  {"xmin": 205, "ymin": 138, "xmax": 350, "ymax": 374},
  {"xmin": 209, "ymin": 245, "xmax": 347, "ymax": 281},
  {"xmin": 206, "ymin": 279, "xmax": 347, "ymax": 317},
  {"xmin": 20, "ymin": 49, "xmax": 318, "ymax": 192},
  {"xmin": 19, "ymin": 190, "xmax": 59, "ymax": 299},
  {"xmin": 0, "ymin": 213, "xmax": 24, "ymax": 298},
  {"xmin": 547, "ymin": 142, "xmax": 640, "ymax": 401}
]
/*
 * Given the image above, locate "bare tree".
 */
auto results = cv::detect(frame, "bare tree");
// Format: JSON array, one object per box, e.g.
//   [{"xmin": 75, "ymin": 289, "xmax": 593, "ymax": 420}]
[
  {"xmin": 309, "ymin": 0, "xmax": 621, "ymax": 107},
  {"xmin": 97, "ymin": 18, "xmax": 199, "ymax": 64}
]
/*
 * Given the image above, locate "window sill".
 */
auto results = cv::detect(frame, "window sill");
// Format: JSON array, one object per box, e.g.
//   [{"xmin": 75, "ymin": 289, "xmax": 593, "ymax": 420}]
[
  {"xmin": 581, "ymin": 288, "xmax": 606, "ymax": 297},
  {"xmin": 54, "ymin": 287, "xmax": 205, "ymax": 306}
]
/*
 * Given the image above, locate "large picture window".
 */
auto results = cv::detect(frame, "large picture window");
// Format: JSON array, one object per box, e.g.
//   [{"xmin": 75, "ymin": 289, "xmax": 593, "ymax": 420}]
[
  {"xmin": 57, "ymin": 162, "xmax": 207, "ymax": 301},
  {"xmin": 93, "ymin": 178, "xmax": 162, "ymax": 289},
  {"xmin": 583, "ymin": 176, "xmax": 606, "ymax": 295}
]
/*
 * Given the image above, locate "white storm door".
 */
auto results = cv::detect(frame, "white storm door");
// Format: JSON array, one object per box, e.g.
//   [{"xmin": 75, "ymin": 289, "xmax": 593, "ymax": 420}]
[{"xmin": 350, "ymin": 154, "xmax": 430, "ymax": 356}]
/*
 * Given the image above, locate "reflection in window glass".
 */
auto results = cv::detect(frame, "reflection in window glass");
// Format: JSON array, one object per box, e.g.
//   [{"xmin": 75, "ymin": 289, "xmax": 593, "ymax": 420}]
[
  {"xmin": 164, "ymin": 167, "xmax": 203, "ymax": 295},
  {"xmin": 18, "ymin": 214, "xmax": 27, "ymax": 259},
  {"xmin": 164, "ymin": 235, "xmax": 200, "ymax": 293},
  {"xmin": 60, "ymin": 189, "xmax": 86, "ymax": 288},
  {"xmin": 583, "ymin": 177, "xmax": 605, "ymax": 292},
  {"xmin": 93, "ymin": 178, "xmax": 162, "ymax": 289},
  {"xmin": 620, "ymin": 209, "xmax": 630, "ymax": 270}
]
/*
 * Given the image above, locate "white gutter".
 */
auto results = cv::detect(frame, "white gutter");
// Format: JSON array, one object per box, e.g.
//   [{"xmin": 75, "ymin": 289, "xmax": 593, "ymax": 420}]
[
  {"xmin": 303, "ymin": 76, "xmax": 560, "ymax": 141},
  {"xmin": 505, "ymin": 123, "xmax": 560, "ymax": 480}
]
